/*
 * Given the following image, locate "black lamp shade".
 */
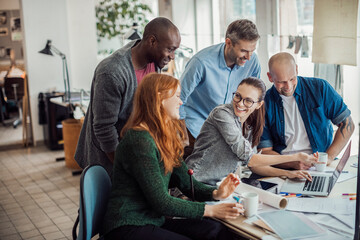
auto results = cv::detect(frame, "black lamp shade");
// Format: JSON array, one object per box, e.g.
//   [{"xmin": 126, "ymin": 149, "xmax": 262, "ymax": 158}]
[
  {"xmin": 127, "ymin": 31, "xmax": 141, "ymax": 40},
  {"xmin": 39, "ymin": 40, "xmax": 53, "ymax": 56}
]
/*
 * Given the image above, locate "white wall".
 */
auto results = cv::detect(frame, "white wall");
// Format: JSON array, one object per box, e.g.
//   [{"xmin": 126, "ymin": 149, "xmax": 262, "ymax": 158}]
[
  {"xmin": 66, "ymin": 0, "xmax": 98, "ymax": 90},
  {"xmin": 21, "ymin": 0, "xmax": 98, "ymax": 142}
]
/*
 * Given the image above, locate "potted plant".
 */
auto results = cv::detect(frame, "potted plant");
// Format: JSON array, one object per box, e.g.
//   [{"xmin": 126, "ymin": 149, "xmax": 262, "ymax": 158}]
[{"xmin": 95, "ymin": 0, "xmax": 152, "ymax": 54}]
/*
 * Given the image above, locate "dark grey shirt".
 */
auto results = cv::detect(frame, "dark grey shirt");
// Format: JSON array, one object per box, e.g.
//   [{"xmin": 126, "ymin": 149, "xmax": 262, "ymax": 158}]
[
  {"xmin": 75, "ymin": 40, "xmax": 139, "ymax": 175},
  {"xmin": 186, "ymin": 104, "xmax": 255, "ymax": 186}
]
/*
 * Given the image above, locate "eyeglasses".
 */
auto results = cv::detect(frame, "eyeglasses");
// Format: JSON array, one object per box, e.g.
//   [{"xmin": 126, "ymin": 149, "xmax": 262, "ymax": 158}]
[{"xmin": 232, "ymin": 92, "xmax": 259, "ymax": 108}]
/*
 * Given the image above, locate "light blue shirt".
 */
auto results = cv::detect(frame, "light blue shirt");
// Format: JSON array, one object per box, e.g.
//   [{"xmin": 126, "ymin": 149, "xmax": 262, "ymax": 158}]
[{"xmin": 180, "ymin": 43, "xmax": 261, "ymax": 138}]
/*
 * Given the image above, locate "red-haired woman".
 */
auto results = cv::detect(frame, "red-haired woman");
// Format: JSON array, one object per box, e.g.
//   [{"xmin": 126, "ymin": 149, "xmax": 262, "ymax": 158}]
[{"xmin": 103, "ymin": 73, "xmax": 241, "ymax": 240}]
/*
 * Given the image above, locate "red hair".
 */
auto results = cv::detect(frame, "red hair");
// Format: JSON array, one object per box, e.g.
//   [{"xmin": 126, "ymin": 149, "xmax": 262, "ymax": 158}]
[{"xmin": 121, "ymin": 73, "xmax": 185, "ymax": 174}]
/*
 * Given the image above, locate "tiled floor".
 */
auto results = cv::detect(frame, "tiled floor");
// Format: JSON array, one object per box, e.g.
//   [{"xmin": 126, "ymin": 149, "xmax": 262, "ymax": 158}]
[{"xmin": 0, "ymin": 145, "xmax": 80, "ymax": 239}]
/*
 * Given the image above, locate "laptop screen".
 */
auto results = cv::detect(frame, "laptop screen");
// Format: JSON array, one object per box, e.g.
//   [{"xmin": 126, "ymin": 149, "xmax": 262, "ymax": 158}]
[{"xmin": 328, "ymin": 142, "xmax": 351, "ymax": 191}]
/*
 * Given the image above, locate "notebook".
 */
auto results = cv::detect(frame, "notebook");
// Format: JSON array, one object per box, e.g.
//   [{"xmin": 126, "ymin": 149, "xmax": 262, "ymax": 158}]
[{"xmin": 280, "ymin": 142, "xmax": 351, "ymax": 196}]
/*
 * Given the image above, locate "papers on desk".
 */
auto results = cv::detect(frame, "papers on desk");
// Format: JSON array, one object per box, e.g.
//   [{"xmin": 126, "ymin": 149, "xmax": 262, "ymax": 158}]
[
  {"xmin": 258, "ymin": 210, "xmax": 327, "ymax": 239},
  {"xmin": 306, "ymin": 213, "xmax": 355, "ymax": 239},
  {"xmin": 331, "ymin": 213, "xmax": 356, "ymax": 229},
  {"xmin": 286, "ymin": 197, "xmax": 355, "ymax": 215}
]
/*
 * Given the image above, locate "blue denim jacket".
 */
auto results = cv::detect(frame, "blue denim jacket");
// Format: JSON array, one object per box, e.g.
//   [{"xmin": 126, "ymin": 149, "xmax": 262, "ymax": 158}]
[{"xmin": 258, "ymin": 76, "xmax": 351, "ymax": 154}]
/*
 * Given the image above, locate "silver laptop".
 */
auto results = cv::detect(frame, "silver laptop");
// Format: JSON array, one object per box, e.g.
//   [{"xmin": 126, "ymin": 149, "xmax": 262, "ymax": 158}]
[{"xmin": 280, "ymin": 142, "xmax": 351, "ymax": 196}]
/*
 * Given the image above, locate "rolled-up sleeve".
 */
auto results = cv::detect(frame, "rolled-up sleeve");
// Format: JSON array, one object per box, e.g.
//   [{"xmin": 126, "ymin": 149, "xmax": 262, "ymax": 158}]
[{"xmin": 322, "ymin": 80, "xmax": 351, "ymax": 125}]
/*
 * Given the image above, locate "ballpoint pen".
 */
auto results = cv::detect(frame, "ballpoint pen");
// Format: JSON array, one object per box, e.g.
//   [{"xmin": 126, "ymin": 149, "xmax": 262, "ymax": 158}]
[{"xmin": 342, "ymin": 193, "xmax": 356, "ymax": 196}]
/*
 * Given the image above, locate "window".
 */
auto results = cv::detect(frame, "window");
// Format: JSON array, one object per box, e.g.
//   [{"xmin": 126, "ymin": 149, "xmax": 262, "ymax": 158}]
[{"xmin": 218, "ymin": 0, "xmax": 256, "ymax": 42}]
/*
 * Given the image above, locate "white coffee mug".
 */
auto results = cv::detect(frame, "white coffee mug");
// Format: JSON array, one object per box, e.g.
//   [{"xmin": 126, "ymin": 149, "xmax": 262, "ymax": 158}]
[
  {"xmin": 315, "ymin": 152, "xmax": 328, "ymax": 172},
  {"xmin": 242, "ymin": 192, "xmax": 258, "ymax": 217}
]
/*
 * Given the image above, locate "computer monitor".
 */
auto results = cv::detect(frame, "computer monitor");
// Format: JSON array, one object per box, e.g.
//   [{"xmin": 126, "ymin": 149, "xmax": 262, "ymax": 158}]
[{"xmin": 354, "ymin": 124, "xmax": 360, "ymax": 240}]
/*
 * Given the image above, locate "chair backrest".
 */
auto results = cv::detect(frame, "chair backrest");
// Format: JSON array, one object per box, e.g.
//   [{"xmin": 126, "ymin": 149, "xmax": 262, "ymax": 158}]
[
  {"xmin": 74, "ymin": 164, "xmax": 112, "ymax": 240},
  {"xmin": 4, "ymin": 77, "xmax": 25, "ymax": 100}
]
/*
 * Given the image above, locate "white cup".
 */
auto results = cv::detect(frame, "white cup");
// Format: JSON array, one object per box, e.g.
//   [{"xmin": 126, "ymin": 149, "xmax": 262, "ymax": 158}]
[
  {"xmin": 315, "ymin": 152, "xmax": 328, "ymax": 172},
  {"xmin": 242, "ymin": 192, "xmax": 259, "ymax": 217}
]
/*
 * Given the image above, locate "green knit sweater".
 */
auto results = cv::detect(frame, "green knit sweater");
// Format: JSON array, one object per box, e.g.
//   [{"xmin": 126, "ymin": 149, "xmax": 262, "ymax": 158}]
[{"xmin": 103, "ymin": 129, "xmax": 217, "ymax": 234}]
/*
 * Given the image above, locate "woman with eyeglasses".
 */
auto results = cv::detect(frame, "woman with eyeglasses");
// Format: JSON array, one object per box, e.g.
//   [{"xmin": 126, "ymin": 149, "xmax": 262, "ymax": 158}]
[
  {"xmin": 103, "ymin": 73, "xmax": 243, "ymax": 240},
  {"xmin": 186, "ymin": 77, "xmax": 317, "ymax": 186}
]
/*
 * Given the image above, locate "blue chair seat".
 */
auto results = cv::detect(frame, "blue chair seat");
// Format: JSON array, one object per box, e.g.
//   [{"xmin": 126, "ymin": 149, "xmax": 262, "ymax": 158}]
[{"xmin": 72, "ymin": 164, "xmax": 112, "ymax": 240}]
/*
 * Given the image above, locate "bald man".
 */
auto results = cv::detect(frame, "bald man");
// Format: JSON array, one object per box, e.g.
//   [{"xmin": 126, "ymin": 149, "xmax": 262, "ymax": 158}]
[
  {"xmin": 75, "ymin": 17, "xmax": 181, "ymax": 175},
  {"xmin": 252, "ymin": 52, "xmax": 354, "ymax": 178}
]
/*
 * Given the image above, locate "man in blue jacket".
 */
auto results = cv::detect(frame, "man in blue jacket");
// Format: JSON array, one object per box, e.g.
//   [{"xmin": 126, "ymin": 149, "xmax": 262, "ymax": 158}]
[{"xmin": 253, "ymin": 52, "xmax": 354, "ymax": 178}]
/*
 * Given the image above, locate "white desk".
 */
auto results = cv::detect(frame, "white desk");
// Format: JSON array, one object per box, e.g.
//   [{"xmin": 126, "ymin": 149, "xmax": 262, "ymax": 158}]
[{"xmin": 219, "ymin": 155, "xmax": 358, "ymax": 239}]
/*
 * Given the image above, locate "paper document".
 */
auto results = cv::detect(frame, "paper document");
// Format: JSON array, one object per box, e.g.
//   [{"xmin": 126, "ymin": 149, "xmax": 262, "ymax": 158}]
[
  {"xmin": 337, "ymin": 172, "xmax": 357, "ymax": 183},
  {"xmin": 286, "ymin": 198, "xmax": 355, "ymax": 215},
  {"xmin": 305, "ymin": 213, "xmax": 354, "ymax": 238},
  {"xmin": 258, "ymin": 210, "xmax": 326, "ymax": 240},
  {"xmin": 331, "ymin": 213, "xmax": 356, "ymax": 229}
]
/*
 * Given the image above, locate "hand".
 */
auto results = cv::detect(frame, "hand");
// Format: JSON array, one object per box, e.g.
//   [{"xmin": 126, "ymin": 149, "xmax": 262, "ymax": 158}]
[
  {"xmin": 213, "ymin": 173, "xmax": 240, "ymax": 200},
  {"xmin": 294, "ymin": 152, "xmax": 318, "ymax": 169},
  {"xmin": 286, "ymin": 170, "xmax": 312, "ymax": 181},
  {"xmin": 204, "ymin": 203, "xmax": 244, "ymax": 219},
  {"xmin": 289, "ymin": 161, "xmax": 312, "ymax": 170}
]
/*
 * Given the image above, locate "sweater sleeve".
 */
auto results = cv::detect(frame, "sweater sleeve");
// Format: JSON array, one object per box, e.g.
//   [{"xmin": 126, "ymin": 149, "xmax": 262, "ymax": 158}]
[
  {"xmin": 126, "ymin": 131, "xmax": 207, "ymax": 219},
  {"xmin": 171, "ymin": 161, "xmax": 217, "ymax": 202},
  {"xmin": 211, "ymin": 106, "xmax": 254, "ymax": 163},
  {"xmin": 92, "ymin": 72, "xmax": 124, "ymax": 153}
]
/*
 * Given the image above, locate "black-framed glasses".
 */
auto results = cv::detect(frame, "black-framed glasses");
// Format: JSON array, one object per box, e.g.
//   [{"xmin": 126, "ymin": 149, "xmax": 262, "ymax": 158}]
[{"xmin": 232, "ymin": 92, "xmax": 259, "ymax": 108}]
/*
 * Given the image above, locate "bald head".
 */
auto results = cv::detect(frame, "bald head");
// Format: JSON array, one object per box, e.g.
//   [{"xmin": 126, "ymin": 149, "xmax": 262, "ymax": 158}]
[
  {"xmin": 143, "ymin": 17, "xmax": 179, "ymax": 41},
  {"xmin": 267, "ymin": 52, "xmax": 298, "ymax": 96},
  {"xmin": 136, "ymin": 17, "xmax": 180, "ymax": 69},
  {"xmin": 268, "ymin": 52, "xmax": 296, "ymax": 72}
]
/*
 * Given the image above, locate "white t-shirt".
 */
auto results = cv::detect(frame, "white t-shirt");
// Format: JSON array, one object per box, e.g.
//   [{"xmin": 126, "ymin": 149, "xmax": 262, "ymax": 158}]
[{"xmin": 280, "ymin": 95, "xmax": 312, "ymax": 155}]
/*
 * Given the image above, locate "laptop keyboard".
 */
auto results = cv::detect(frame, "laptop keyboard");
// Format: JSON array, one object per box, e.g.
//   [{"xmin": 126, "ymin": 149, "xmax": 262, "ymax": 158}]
[{"xmin": 303, "ymin": 176, "xmax": 326, "ymax": 192}]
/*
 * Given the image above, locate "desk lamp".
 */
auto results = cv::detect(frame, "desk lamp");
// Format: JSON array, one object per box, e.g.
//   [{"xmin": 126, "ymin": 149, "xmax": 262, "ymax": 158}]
[{"xmin": 39, "ymin": 40, "xmax": 71, "ymax": 103}]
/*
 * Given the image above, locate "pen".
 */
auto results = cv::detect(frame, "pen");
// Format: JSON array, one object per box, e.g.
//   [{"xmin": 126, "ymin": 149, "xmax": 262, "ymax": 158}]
[
  {"xmin": 350, "ymin": 197, "xmax": 357, "ymax": 200},
  {"xmin": 325, "ymin": 171, "xmax": 348, "ymax": 173},
  {"xmin": 342, "ymin": 193, "xmax": 356, "ymax": 196}
]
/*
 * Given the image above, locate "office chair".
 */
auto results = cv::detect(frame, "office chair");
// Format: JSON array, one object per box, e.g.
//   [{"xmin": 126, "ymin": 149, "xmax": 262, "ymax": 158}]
[
  {"xmin": 4, "ymin": 77, "xmax": 25, "ymax": 128},
  {"xmin": 72, "ymin": 164, "xmax": 112, "ymax": 240}
]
